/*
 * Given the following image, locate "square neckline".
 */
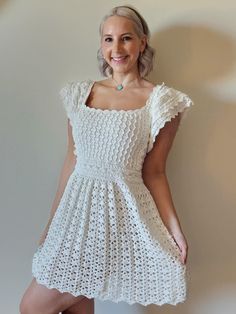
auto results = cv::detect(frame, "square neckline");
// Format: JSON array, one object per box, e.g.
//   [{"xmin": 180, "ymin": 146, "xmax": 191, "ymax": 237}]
[{"xmin": 80, "ymin": 79, "xmax": 165, "ymax": 114}]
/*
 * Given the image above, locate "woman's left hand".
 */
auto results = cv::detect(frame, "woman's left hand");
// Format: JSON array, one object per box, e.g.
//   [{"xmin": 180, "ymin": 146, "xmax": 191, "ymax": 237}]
[{"xmin": 172, "ymin": 231, "xmax": 188, "ymax": 265}]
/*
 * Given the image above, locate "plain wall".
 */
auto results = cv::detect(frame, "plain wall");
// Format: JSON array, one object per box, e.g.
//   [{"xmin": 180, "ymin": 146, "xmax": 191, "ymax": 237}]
[{"xmin": 1, "ymin": 0, "xmax": 236, "ymax": 313}]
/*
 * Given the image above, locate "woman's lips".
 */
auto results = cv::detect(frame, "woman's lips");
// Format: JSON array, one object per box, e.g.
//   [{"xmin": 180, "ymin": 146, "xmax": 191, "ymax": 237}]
[{"xmin": 111, "ymin": 56, "xmax": 128, "ymax": 64}]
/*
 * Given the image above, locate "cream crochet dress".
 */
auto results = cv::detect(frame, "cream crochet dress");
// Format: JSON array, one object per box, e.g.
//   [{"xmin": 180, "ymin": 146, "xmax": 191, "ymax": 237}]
[{"xmin": 32, "ymin": 79, "xmax": 194, "ymax": 306}]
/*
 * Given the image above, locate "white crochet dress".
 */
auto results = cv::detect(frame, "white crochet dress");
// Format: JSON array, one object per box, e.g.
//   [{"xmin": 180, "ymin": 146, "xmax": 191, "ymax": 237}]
[{"xmin": 32, "ymin": 79, "xmax": 194, "ymax": 306}]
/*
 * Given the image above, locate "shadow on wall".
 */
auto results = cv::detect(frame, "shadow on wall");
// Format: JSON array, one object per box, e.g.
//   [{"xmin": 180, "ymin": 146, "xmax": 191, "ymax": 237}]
[
  {"xmin": 138, "ymin": 25, "xmax": 236, "ymax": 314},
  {"xmin": 150, "ymin": 25, "xmax": 235, "ymax": 87}
]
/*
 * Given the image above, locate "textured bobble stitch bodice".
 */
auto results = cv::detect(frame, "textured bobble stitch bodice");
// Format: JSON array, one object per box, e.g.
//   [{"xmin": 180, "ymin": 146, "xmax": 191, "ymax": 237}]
[{"xmin": 32, "ymin": 78, "xmax": 194, "ymax": 306}]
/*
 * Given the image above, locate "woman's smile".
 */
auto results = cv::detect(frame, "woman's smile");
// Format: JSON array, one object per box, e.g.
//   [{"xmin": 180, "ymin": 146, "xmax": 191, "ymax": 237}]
[{"xmin": 111, "ymin": 55, "xmax": 128, "ymax": 64}]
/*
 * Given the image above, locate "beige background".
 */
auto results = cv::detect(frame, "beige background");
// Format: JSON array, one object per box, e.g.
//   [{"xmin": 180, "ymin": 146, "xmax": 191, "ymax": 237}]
[{"xmin": 1, "ymin": 0, "xmax": 236, "ymax": 313}]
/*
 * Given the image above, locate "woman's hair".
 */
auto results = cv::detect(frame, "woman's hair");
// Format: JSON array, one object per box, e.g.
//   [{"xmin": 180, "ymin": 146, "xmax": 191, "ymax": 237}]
[{"xmin": 97, "ymin": 5, "xmax": 155, "ymax": 78}]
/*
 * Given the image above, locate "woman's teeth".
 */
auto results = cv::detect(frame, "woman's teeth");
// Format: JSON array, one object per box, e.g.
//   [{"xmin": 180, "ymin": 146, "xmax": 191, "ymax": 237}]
[
  {"xmin": 113, "ymin": 56, "xmax": 126, "ymax": 60},
  {"xmin": 112, "ymin": 56, "xmax": 128, "ymax": 63}
]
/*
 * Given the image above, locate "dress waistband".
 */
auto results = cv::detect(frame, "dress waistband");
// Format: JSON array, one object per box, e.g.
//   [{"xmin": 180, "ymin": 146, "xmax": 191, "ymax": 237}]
[{"xmin": 73, "ymin": 161, "xmax": 143, "ymax": 184}]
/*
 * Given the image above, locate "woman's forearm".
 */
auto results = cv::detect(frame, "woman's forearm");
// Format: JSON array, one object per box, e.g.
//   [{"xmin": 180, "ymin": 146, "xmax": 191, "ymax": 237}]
[{"xmin": 143, "ymin": 172, "xmax": 183, "ymax": 236}]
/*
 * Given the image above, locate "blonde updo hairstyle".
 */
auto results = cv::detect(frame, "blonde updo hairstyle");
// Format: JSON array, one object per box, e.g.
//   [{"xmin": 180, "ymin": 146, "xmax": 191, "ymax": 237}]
[{"xmin": 97, "ymin": 5, "xmax": 155, "ymax": 78}]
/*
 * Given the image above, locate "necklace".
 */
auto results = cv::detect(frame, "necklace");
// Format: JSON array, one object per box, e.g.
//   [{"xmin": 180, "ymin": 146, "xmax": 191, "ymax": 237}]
[{"xmin": 111, "ymin": 76, "xmax": 139, "ymax": 91}]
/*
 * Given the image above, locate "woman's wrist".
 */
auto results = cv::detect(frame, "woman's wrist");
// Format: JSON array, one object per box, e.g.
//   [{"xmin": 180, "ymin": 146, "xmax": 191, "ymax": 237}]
[{"xmin": 164, "ymin": 216, "xmax": 183, "ymax": 236}]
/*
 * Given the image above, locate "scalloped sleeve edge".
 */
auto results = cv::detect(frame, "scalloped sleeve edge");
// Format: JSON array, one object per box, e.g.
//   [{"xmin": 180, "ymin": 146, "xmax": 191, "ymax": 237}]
[
  {"xmin": 146, "ymin": 90, "xmax": 194, "ymax": 153},
  {"xmin": 59, "ymin": 81, "xmax": 77, "ymax": 121}
]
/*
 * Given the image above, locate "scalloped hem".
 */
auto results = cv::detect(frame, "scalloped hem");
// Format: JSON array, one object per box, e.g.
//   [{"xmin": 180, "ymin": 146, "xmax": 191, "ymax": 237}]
[{"xmin": 32, "ymin": 275, "xmax": 187, "ymax": 307}]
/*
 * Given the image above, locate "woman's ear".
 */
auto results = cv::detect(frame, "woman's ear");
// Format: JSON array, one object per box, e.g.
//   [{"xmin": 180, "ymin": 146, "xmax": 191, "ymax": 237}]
[{"xmin": 140, "ymin": 34, "xmax": 147, "ymax": 52}]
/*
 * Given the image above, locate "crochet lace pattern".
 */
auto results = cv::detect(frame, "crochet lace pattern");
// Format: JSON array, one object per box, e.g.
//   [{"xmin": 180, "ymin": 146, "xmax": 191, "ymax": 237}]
[{"xmin": 32, "ymin": 79, "xmax": 194, "ymax": 306}]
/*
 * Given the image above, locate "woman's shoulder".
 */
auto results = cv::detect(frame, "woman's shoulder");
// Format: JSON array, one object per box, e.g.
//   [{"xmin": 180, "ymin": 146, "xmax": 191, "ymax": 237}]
[{"xmin": 142, "ymin": 78, "xmax": 156, "ymax": 88}]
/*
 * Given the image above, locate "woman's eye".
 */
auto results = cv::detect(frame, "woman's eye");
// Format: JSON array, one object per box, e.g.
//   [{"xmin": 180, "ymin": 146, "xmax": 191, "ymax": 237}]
[
  {"xmin": 123, "ymin": 36, "xmax": 132, "ymax": 41},
  {"xmin": 104, "ymin": 36, "xmax": 132, "ymax": 43}
]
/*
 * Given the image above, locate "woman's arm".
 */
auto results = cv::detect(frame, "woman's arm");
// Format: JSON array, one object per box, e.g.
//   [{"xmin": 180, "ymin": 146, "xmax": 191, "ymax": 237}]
[
  {"xmin": 142, "ymin": 113, "xmax": 188, "ymax": 264},
  {"xmin": 38, "ymin": 119, "xmax": 76, "ymax": 245}
]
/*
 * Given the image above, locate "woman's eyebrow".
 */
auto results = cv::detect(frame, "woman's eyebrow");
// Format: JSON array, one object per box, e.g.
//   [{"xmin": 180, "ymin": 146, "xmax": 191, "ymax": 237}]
[{"xmin": 103, "ymin": 32, "xmax": 133, "ymax": 37}]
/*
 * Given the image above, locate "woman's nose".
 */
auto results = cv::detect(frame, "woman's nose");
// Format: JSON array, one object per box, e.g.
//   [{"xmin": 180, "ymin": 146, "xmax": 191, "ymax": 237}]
[{"xmin": 112, "ymin": 40, "xmax": 122, "ymax": 52}]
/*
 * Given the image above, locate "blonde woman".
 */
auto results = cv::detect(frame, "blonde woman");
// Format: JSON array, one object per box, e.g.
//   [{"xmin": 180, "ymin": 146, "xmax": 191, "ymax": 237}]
[{"xmin": 20, "ymin": 5, "xmax": 194, "ymax": 314}]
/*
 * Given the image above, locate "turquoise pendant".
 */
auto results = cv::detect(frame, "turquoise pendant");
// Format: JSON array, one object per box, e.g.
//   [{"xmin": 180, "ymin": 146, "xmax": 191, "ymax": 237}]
[{"xmin": 116, "ymin": 84, "xmax": 123, "ymax": 91}]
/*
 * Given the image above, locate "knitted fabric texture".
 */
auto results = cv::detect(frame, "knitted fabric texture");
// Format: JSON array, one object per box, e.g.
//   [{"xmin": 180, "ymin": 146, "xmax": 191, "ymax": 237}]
[{"xmin": 32, "ymin": 79, "xmax": 194, "ymax": 306}]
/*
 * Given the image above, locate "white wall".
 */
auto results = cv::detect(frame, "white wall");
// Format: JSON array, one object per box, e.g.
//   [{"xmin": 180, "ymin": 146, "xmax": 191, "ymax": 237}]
[{"xmin": 1, "ymin": 0, "xmax": 236, "ymax": 313}]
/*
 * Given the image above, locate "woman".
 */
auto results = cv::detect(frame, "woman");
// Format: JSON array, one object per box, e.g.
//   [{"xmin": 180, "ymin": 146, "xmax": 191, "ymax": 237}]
[{"xmin": 20, "ymin": 5, "xmax": 194, "ymax": 314}]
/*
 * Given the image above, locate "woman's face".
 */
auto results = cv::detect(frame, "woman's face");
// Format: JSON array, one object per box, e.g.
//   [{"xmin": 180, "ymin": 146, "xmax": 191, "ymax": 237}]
[{"xmin": 101, "ymin": 15, "xmax": 147, "ymax": 76}]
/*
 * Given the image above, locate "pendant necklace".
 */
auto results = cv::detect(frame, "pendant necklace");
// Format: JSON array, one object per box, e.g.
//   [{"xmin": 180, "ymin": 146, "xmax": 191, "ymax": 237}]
[
  {"xmin": 113, "ymin": 77, "xmax": 124, "ymax": 91},
  {"xmin": 111, "ymin": 76, "xmax": 139, "ymax": 91}
]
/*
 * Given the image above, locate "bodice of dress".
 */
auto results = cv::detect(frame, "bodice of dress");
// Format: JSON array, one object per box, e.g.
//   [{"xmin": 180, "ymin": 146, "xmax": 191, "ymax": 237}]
[{"xmin": 59, "ymin": 79, "xmax": 194, "ymax": 183}]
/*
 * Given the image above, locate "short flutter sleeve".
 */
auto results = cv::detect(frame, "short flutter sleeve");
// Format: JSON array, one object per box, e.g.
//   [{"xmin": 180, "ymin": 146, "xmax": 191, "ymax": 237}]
[
  {"xmin": 59, "ymin": 81, "xmax": 80, "ymax": 122},
  {"xmin": 146, "ymin": 84, "xmax": 194, "ymax": 153}
]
